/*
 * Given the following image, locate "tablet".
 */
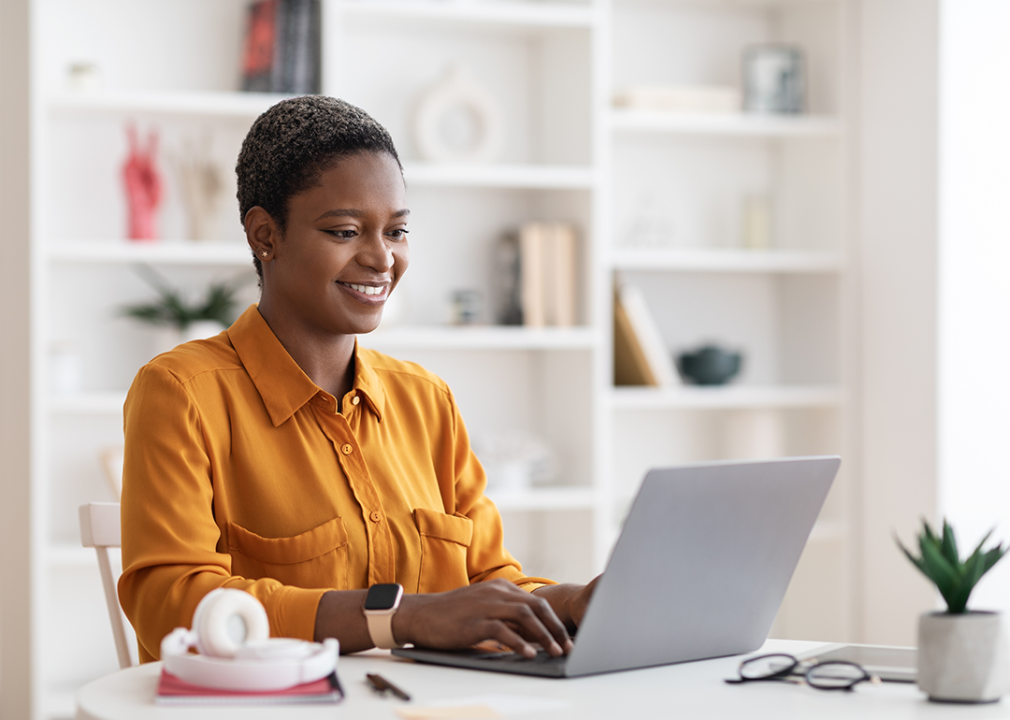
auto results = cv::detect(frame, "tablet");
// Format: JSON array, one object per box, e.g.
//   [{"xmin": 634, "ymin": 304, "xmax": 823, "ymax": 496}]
[{"xmin": 797, "ymin": 644, "xmax": 917, "ymax": 683}]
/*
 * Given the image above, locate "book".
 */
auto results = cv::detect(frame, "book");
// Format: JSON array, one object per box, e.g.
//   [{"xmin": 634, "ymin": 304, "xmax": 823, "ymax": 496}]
[
  {"xmin": 241, "ymin": 0, "xmax": 321, "ymax": 95},
  {"xmin": 613, "ymin": 283, "xmax": 679, "ymax": 387},
  {"xmin": 516, "ymin": 221, "xmax": 578, "ymax": 328},
  {"xmin": 155, "ymin": 668, "xmax": 343, "ymax": 706},
  {"xmin": 519, "ymin": 222, "xmax": 547, "ymax": 328}
]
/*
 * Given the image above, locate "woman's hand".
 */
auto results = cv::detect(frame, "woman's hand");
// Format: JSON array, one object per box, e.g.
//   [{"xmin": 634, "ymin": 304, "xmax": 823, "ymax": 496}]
[
  {"xmin": 393, "ymin": 579, "xmax": 573, "ymax": 658},
  {"xmin": 530, "ymin": 575, "xmax": 602, "ymax": 633}
]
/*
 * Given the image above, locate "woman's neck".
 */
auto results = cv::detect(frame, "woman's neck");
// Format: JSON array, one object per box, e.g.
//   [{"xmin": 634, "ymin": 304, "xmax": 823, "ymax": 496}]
[{"xmin": 256, "ymin": 304, "xmax": 357, "ymax": 403}]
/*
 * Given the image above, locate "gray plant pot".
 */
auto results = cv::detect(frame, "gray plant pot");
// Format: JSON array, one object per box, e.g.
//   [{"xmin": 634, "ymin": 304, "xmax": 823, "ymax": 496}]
[{"xmin": 918, "ymin": 611, "xmax": 1010, "ymax": 702}]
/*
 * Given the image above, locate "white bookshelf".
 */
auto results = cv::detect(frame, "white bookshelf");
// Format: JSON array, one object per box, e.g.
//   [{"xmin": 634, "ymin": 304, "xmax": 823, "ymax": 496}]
[
  {"xmin": 610, "ymin": 110, "xmax": 844, "ymax": 137},
  {"xmin": 610, "ymin": 248, "xmax": 844, "ymax": 273},
  {"xmin": 29, "ymin": 0, "xmax": 855, "ymax": 715}
]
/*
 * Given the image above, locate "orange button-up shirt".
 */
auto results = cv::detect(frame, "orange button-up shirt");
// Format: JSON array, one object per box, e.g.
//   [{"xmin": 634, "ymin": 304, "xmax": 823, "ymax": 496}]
[{"xmin": 119, "ymin": 305, "xmax": 552, "ymax": 663}]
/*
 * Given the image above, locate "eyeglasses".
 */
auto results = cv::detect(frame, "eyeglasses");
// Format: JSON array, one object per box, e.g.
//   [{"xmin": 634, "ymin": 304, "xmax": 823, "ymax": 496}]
[{"xmin": 725, "ymin": 653, "xmax": 881, "ymax": 691}]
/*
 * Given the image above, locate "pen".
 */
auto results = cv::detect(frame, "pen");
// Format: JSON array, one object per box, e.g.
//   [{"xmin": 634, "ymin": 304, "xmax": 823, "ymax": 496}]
[{"xmin": 366, "ymin": 673, "xmax": 411, "ymax": 701}]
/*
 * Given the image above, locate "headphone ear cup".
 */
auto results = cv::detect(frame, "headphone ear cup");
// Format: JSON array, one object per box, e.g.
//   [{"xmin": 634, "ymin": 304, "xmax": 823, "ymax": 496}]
[{"xmin": 191, "ymin": 589, "xmax": 270, "ymax": 658}]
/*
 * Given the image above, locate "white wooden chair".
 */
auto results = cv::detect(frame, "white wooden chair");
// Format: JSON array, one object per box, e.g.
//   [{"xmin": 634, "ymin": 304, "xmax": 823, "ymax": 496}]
[{"xmin": 79, "ymin": 502, "xmax": 135, "ymax": 668}]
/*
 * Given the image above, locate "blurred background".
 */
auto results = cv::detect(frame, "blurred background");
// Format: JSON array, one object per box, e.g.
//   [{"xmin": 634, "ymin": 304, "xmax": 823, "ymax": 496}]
[{"xmin": 3, "ymin": 0, "xmax": 1010, "ymax": 717}]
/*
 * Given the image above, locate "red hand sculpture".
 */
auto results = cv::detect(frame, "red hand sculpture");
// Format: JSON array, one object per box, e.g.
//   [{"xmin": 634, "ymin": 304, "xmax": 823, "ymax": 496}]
[{"xmin": 123, "ymin": 125, "xmax": 163, "ymax": 241}]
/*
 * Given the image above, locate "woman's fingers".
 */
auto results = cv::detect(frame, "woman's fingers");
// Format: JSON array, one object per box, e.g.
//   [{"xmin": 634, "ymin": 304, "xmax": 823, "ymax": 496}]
[{"xmin": 394, "ymin": 579, "xmax": 572, "ymax": 655}]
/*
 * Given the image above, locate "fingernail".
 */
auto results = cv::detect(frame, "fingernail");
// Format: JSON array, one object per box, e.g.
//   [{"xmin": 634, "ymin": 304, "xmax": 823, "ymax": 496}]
[
  {"xmin": 523, "ymin": 645, "xmax": 537, "ymax": 658},
  {"xmin": 551, "ymin": 641, "xmax": 562, "ymax": 656}
]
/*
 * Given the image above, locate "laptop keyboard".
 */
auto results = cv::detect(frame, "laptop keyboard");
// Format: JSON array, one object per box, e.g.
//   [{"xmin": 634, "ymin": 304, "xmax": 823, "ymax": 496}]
[{"xmin": 466, "ymin": 649, "xmax": 567, "ymax": 666}]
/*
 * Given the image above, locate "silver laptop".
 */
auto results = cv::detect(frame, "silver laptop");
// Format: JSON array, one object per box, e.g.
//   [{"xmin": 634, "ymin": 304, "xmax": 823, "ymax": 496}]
[{"xmin": 393, "ymin": 456, "xmax": 840, "ymax": 677}]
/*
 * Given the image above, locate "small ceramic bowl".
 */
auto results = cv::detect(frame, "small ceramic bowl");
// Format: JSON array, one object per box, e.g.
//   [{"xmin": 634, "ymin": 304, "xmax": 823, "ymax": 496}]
[{"xmin": 676, "ymin": 345, "xmax": 742, "ymax": 385}]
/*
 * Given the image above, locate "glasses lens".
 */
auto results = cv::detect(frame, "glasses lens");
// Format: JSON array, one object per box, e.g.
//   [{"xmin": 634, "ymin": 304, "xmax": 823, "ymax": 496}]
[
  {"xmin": 806, "ymin": 661, "xmax": 867, "ymax": 689},
  {"xmin": 740, "ymin": 654, "xmax": 798, "ymax": 680}
]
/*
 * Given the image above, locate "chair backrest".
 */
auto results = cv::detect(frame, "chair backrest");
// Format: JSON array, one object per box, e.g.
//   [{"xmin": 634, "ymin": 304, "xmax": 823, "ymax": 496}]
[{"xmin": 79, "ymin": 502, "xmax": 135, "ymax": 669}]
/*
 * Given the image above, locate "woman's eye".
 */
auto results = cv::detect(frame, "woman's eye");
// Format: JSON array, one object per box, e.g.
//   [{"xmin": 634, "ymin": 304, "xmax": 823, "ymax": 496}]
[
  {"xmin": 387, "ymin": 228, "xmax": 410, "ymax": 240},
  {"xmin": 326, "ymin": 229, "xmax": 357, "ymax": 240}
]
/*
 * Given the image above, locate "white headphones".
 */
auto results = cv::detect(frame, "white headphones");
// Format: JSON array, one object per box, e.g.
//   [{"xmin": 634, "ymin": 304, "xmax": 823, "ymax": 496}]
[{"xmin": 160, "ymin": 588, "xmax": 339, "ymax": 692}]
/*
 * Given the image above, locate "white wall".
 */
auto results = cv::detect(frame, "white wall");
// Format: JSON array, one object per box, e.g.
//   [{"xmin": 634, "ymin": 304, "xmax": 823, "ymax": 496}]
[
  {"xmin": 858, "ymin": 0, "xmax": 940, "ymax": 645},
  {"xmin": 0, "ymin": 0, "xmax": 36, "ymax": 716},
  {"xmin": 936, "ymin": 0, "xmax": 1010, "ymax": 613}
]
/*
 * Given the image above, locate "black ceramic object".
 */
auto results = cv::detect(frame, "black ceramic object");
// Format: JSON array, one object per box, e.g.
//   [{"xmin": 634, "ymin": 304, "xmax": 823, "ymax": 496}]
[{"xmin": 676, "ymin": 345, "xmax": 742, "ymax": 385}]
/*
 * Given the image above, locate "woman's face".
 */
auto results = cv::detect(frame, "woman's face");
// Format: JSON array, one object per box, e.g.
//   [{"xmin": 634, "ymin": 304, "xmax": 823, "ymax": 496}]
[{"xmin": 260, "ymin": 151, "xmax": 409, "ymax": 338}]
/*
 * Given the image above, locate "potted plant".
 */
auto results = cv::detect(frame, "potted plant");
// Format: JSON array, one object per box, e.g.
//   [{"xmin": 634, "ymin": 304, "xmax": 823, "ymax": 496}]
[
  {"xmin": 899, "ymin": 520, "xmax": 1009, "ymax": 702},
  {"xmin": 120, "ymin": 266, "xmax": 249, "ymax": 353}
]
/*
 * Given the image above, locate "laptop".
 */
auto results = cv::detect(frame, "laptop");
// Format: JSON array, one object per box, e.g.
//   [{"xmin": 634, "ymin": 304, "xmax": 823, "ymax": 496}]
[{"xmin": 393, "ymin": 456, "xmax": 841, "ymax": 677}]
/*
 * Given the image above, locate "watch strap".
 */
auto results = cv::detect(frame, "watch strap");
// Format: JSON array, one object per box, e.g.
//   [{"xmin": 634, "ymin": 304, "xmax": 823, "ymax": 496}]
[{"xmin": 365, "ymin": 611, "xmax": 401, "ymax": 650}]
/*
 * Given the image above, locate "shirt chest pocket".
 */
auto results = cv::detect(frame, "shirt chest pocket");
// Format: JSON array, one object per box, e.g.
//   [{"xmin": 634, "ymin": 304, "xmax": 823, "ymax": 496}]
[
  {"xmin": 414, "ymin": 508, "xmax": 473, "ymax": 594},
  {"xmin": 227, "ymin": 517, "xmax": 349, "ymax": 590}
]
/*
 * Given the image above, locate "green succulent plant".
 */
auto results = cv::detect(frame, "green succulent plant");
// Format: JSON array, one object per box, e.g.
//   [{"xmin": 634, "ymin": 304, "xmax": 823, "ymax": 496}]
[
  {"xmin": 120, "ymin": 265, "xmax": 249, "ymax": 331},
  {"xmin": 898, "ymin": 519, "xmax": 1007, "ymax": 614}
]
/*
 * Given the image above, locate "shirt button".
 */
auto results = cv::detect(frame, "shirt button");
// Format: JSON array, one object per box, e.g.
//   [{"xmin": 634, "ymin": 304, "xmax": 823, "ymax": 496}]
[
  {"xmin": 351, "ymin": 396, "xmax": 360, "ymax": 406},
  {"xmin": 341, "ymin": 444, "xmax": 353, "ymax": 455},
  {"xmin": 370, "ymin": 511, "xmax": 382, "ymax": 523}
]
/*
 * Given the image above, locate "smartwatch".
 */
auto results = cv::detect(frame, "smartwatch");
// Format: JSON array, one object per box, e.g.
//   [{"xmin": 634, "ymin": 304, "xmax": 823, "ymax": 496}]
[{"xmin": 363, "ymin": 583, "xmax": 404, "ymax": 649}]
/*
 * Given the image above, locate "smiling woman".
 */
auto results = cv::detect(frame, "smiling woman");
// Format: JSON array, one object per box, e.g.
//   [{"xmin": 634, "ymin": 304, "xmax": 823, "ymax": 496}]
[{"xmin": 117, "ymin": 96, "xmax": 594, "ymax": 666}]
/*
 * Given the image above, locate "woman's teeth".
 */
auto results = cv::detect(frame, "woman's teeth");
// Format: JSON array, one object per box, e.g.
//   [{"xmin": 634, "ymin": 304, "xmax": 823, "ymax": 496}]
[{"xmin": 347, "ymin": 283, "xmax": 384, "ymax": 296}]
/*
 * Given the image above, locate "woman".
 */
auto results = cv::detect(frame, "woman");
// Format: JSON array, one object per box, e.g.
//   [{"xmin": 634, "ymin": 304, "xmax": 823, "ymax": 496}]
[{"xmin": 119, "ymin": 96, "xmax": 594, "ymax": 663}]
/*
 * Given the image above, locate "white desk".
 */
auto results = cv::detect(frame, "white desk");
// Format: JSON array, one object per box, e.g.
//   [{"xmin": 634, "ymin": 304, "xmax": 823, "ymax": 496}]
[{"xmin": 76, "ymin": 639, "xmax": 1010, "ymax": 720}]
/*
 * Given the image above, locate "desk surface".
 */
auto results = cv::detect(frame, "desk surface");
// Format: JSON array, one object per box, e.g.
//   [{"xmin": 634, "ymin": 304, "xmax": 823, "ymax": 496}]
[{"xmin": 76, "ymin": 639, "xmax": 1010, "ymax": 720}]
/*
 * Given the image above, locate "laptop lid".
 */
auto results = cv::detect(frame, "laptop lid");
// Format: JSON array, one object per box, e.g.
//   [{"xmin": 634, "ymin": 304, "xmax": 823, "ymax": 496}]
[{"xmin": 564, "ymin": 456, "xmax": 839, "ymax": 676}]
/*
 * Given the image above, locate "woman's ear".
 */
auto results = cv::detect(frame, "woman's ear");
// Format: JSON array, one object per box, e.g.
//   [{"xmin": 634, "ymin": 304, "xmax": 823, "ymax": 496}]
[{"xmin": 245, "ymin": 206, "xmax": 278, "ymax": 262}]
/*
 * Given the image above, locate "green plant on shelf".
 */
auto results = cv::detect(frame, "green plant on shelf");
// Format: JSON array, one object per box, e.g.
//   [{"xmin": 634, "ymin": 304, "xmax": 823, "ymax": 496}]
[
  {"xmin": 120, "ymin": 265, "xmax": 250, "ymax": 331},
  {"xmin": 897, "ymin": 519, "xmax": 1007, "ymax": 613}
]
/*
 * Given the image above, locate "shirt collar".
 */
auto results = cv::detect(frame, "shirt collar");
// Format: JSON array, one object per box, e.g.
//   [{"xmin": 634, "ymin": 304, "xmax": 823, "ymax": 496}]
[{"xmin": 228, "ymin": 305, "xmax": 386, "ymax": 427}]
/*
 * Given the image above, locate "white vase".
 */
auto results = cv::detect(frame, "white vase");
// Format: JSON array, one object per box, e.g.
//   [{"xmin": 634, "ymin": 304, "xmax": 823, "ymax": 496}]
[{"xmin": 918, "ymin": 611, "xmax": 1010, "ymax": 703}]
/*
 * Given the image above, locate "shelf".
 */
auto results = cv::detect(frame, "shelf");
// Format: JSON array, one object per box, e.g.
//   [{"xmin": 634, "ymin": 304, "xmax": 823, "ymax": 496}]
[
  {"xmin": 46, "ymin": 240, "xmax": 251, "ymax": 265},
  {"xmin": 49, "ymin": 393, "xmax": 126, "ymax": 415},
  {"xmin": 486, "ymin": 486, "xmax": 596, "ymax": 512},
  {"xmin": 364, "ymin": 325, "xmax": 597, "ymax": 351},
  {"xmin": 609, "ymin": 386, "xmax": 844, "ymax": 410},
  {"xmin": 402, "ymin": 162, "xmax": 595, "ymax": 189},
  {"xmin": 611, "ymin": 248, "xmax": 843, "ymax": 273},
  {"xmin": 48, "ymin": 90, "xmax": 287, "ymax": 118},
  {"xmin": 610, "ymin": 110, "xmax": 844, "ymax": 138},
  {"xmin": 335, "ymin": 0, "xmax": 595, "ymax": 29}
]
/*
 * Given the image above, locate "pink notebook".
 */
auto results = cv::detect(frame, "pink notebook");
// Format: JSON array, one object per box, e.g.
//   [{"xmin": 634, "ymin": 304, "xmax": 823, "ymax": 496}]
[{"xmin": 155, "ymin": 669, "xmax": 344, "ymax": 706}]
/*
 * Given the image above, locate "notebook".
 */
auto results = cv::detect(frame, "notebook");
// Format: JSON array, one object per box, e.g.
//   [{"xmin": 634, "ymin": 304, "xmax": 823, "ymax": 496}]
[{"xmin": 394, "ymin": 456, "xmax": 840, "ymax": 677}]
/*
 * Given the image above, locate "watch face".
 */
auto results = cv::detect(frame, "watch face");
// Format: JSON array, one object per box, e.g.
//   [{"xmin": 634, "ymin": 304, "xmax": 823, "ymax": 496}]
[{"xmin": 365, "ymin": 583, "xmax": 402, "ymax": 611}]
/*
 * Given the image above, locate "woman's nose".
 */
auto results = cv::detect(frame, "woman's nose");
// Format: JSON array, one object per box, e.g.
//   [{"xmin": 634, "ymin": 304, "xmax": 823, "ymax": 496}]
[{"xmin": 358, "ymin": 231, "xmax": 394, "ymax": 272}]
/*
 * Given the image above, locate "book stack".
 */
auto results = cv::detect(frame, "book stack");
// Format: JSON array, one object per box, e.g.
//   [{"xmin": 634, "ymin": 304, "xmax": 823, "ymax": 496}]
[
  {"xmin": 613, "ymin": 282, "xmax": 679, "ymax": 387},
  {"xmin": 496, "ymin": 222, "xmax": 578, "ymax": 328},
  {"xmin": 156, "ymin": 668, "xmax": 343, "ymax": 706},
  {"xmin": 241, "ymin": 0, "xmax": 321, "ymax": 95}
]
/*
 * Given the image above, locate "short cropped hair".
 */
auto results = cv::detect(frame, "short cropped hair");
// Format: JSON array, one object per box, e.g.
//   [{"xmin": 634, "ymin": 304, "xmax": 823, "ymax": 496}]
[{"xmin": 235, "ymin": 95, "xmax": 402, "ymax": 279}]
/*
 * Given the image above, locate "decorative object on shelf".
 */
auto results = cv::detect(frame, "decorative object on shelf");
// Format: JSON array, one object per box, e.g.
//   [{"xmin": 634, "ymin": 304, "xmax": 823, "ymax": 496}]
[
  {"xmin": 171, "ymin": 134, "xmax": 225, "ymax": 242},
  {"xmin": 493, "ymin": 235, "xmax": 523, "ymax": 326},
  {"xmin": 613, "ymin": 85, "xmax": 739, "ymax": 114},
  {"xmin": 613, "ymin": 281, "xmax": 679, "ymax": 387},
  {"xmin": 676, "ymin": 344, "xmax": 743, "ymax": 385},
  {"xmin": 450, "ymin": 289, "xmax": 483, "ymax": 325},
  {"xmin": 66, "ymin": 61, "xmax": 102, "ymax": 91},
  {"xmin": 120, "ymin": 266, "xmax": 250, "ymax": 354},
  {"xmin": 742, "ymin": 45, "xmax": 805, "ymax": 114},
  {"xmin": 472, "ymin": 431, "xmax": 559, "ymax": 493},
  {"xmin": 100, "ymin": 446, "xmax": 125, "ymax": 499},
  {"xmin": 241, "ymin": 0, "xmax": 321, "ymax": 94},
  {"xmin": 898, "ymin": 520, "xmax": 1010, "ymax": 703},
  {"xmin": 742, "ymin": 194, "xmax": 772, "ymax": 250},
  {"xmin": 517, "ymin": 222, "xmax": 578, "ymax": 328},
  {"xmin": 413, "ymin": 64, "xmax": 503, "ymax": 163},
  {"xmin": 123, "ymin": 124, "xmax": 164, "ymax": 242}
]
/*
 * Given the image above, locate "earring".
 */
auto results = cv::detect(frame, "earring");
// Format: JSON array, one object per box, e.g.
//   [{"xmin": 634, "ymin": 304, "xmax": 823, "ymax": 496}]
[{"xmin": 261, "ymin": 251, "xmax": 268, "ymax": 258}]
